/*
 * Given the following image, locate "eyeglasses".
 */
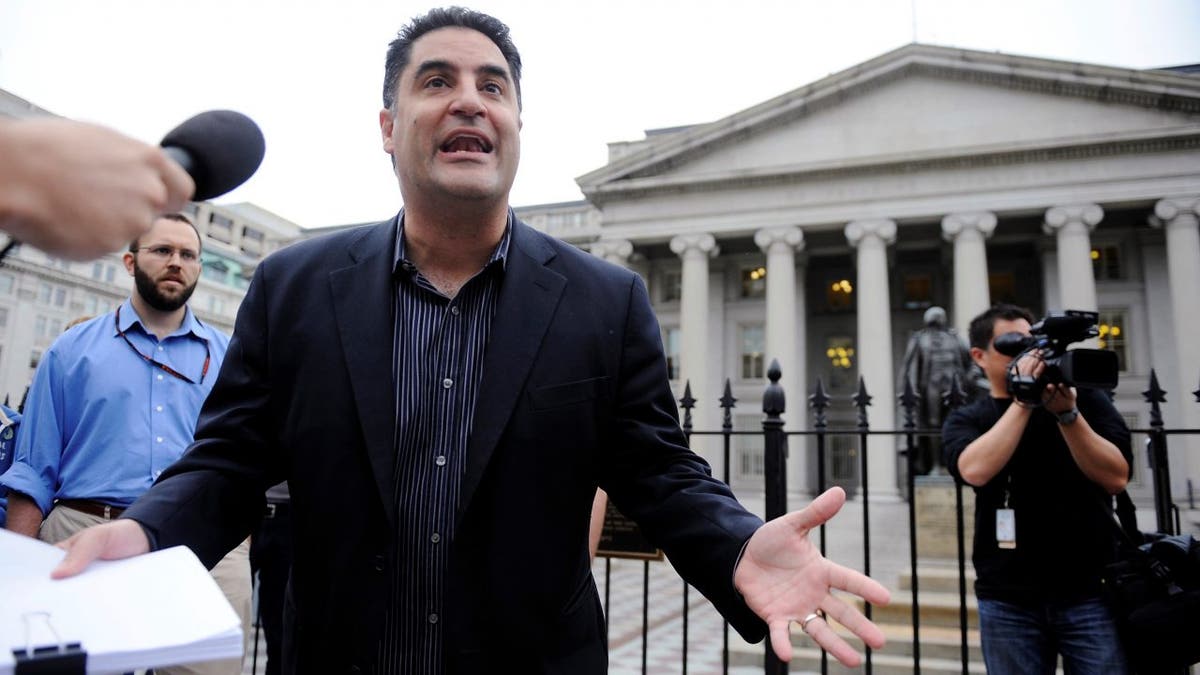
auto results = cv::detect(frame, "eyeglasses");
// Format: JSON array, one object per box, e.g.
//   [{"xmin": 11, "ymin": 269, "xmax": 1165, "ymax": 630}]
[{"xmin": 134, "ymin": 245, "xmax": 200, "ymax": 264}]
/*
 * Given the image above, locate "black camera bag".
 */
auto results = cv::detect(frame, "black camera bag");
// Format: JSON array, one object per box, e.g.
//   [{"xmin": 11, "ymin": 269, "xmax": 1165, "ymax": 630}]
[{"xmin": 1100, "ymin": 491, "xmax": 1200, "ymax": 674}]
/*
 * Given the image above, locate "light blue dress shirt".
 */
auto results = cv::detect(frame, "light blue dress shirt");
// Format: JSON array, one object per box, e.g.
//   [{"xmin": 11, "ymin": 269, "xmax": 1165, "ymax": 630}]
[{"xmin": 0, "ymin": 299, "xmax": 229, "ymax": 514}]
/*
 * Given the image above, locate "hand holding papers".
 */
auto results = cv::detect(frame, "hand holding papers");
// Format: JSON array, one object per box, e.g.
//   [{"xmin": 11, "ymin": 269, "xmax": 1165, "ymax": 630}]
[{"xmin": 0, "ymin": 529, "xmax": 242, "ymax": 674}]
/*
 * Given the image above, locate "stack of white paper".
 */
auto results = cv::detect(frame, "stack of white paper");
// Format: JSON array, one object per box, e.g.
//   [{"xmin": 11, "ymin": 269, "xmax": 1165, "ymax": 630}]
[{"xmin": 0, "ymin": 529, "xmax": 242, "ymax": 674}]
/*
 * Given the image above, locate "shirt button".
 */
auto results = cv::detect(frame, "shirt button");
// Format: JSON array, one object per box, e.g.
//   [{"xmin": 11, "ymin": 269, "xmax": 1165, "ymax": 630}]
[
  {"xmin": 156, "ymin": 436, "xmax": 164, "ymax": 443},
  {"xmin": 435, "ymin": 455, "xmax": 447, "ymax": 467},
  {"xmin": 450, "ymin": 306, "xmax": 460, "ymax": 316},
  {"xmin": 431, "ymin": 532, "xmax": 441, "ymax": 544},
  {"xmin": 157, "ymin": 345, "xmax": 164, "ymax": 352},
  {"xmin": 442, "ymin": 378, "xmax": 453, "ymax": 389},
  {"xmin": 157, "ymin": 374, "xmax": 164, "ymax": 381},
  {"xmin": 428, "ymin": 613, "xmax": 438, "ymax": 624},
  {"xmin": 155, "ymin": 405, "xmax": 163, "ymax": 412}
]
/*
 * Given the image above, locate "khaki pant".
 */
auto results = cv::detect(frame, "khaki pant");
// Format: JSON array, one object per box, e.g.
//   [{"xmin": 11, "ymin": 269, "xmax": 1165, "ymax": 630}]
[{"xmin": 41, "ymin": 505, "xmax": 253, "ymax": 675}]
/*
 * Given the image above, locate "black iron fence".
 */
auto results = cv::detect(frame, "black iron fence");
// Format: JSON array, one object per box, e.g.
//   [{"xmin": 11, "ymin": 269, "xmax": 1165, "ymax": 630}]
[{"xmin": 591, "ymin": 362, "xmax": 1199, "ymax": 675}]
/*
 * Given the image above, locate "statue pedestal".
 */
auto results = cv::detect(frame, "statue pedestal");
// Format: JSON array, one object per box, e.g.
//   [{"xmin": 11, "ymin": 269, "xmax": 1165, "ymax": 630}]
[{"xmin": 914, "ymin": 475, "xmax": 975, "ymax": 560}]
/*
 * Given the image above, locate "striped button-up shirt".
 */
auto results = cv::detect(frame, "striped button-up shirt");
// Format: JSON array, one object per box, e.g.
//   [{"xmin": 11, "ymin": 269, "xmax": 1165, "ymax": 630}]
[{"xmin": 377, "ymin": 214, "xmax": 510, "ymax": 673}]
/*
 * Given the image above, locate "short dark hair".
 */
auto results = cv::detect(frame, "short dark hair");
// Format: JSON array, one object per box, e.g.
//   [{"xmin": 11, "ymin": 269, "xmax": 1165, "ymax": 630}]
[
  {"xmin": 967, "ymin": 303, "xmax": 1035, "ymax": 351},
  {"xmin": 382, "ymin": 6, "xmax": 523, "ymax": 111},
  {"xmin": 131, "ymin": 213, "xmax": 202, "ymax": 254}
]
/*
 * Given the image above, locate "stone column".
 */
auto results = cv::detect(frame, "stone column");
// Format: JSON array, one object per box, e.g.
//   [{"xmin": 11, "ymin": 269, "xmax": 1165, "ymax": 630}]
[
  {"xmin": 756, "ymin": 226, "xmax": 807, "ymax": 497},
  {"xmin": 845, "ymin": 219, "xmax": 899, "ymax": 499},
  {"xmin": 941, "ymin": 211, "xmax": 997, "ymax": 337},
  {"xmin": 670, "ymin": 233, "xmax": 720, "ymax": 466},
  {"xmin": 1043, "ymin": 204, "xmax": 1103, "ymax": 313},
  {"xmin": 590, "ymin": 238, "xmax": 634, "ymax": 267},
  {"xmin": 1152, "ymin": 197, "xmax": 1200, "ymax": 490}
]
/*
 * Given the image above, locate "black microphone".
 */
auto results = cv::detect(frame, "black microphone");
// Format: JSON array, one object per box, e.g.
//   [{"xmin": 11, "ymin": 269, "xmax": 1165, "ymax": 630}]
[{"xmin": 161, "ymin": 110, "xmax": 266, "ymax": 201}]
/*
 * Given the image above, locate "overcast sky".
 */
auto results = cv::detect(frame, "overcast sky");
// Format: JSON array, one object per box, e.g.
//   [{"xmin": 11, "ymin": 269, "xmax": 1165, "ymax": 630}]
[{"xmin": 1, "ymin": 0, "xmax": 1197, "ymax": 229}]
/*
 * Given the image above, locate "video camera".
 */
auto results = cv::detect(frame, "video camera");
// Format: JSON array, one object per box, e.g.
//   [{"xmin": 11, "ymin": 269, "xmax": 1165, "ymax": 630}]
[{"xmin": 993, "ymin": 310, "xmax": 1119, "ymax": 404}]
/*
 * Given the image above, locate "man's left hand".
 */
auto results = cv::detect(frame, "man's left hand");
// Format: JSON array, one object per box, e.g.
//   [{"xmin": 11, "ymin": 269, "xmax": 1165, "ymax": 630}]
[
  {"xmin": 1041, "ymin": 382, "xmax": 1077, "ymax": 415},
  {"xmin": 734, "ymin": 487, "xmax": 890, "ymax": 667}
]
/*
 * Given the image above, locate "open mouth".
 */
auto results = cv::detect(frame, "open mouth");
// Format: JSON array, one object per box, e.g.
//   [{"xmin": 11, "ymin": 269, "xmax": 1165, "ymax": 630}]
[{"xmin": 440, "ymin": 134, "xmax": 493, "ymax": 153}]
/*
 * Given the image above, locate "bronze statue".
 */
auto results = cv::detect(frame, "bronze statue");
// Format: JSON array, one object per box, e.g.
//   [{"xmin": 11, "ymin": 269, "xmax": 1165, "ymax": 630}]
[{"xmin": 900, "ymin": 307, "xmax": 973, "ymax": 474}]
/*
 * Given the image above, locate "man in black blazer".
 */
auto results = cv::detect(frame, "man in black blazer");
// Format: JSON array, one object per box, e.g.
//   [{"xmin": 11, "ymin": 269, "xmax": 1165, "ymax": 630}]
[{"xmin": 53, "ymin": 7, "xmax": 889, "ymax": 673}]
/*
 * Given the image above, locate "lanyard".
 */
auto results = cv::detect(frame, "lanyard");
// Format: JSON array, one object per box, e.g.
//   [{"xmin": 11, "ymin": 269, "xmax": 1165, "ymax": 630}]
[{"xmin": 114, "ymin": 305, "xmax": 210, "ymax": 385}]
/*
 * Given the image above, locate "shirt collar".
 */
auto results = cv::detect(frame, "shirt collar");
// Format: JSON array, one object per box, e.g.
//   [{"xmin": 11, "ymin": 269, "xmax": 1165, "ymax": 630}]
[
  {"xmin": 392, "ymin": 209, "xmax": 512, "ymax": 278},
  {"xmin": 116, "ymin": 297, "xmax": 208, "ymax": 341}
]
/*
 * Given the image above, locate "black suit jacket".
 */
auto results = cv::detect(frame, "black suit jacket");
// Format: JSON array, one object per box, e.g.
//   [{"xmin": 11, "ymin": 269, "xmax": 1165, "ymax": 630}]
[{"xmin": 126, "ymin": 216, "xmax": 767, "ymax": 674}]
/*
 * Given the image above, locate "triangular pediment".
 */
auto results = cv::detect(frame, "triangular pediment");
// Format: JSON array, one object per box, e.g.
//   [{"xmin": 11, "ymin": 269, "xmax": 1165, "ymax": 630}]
[{"xmin": 578, "ymin": 44, "xmax": 1200, "ymax": 201}]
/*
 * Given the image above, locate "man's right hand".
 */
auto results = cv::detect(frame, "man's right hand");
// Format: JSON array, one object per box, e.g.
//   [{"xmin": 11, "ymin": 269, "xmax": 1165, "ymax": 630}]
[
  {"xmin": 0, "ymin": 118, "xmax": 195, "ymax": 261},
  {"xmin": 51, "ymin": 519, "xmax": 150, "ymax": 579}
]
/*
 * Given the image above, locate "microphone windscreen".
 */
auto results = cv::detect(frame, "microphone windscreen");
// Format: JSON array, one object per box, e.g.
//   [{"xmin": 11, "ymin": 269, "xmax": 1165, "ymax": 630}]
[{"xmin": 161, "ymin": 110, "xmax": 265, "ymax": 201}]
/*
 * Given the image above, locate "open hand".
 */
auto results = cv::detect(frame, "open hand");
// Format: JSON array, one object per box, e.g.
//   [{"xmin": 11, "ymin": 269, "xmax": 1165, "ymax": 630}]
[{"xmin": 734, "ymin": 487, "xmax": 890, "ymax": 667}]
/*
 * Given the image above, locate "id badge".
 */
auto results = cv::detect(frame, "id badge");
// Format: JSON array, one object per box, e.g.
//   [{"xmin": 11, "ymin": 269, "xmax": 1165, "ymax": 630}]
[{"xmin": 996, "ymin": 508, "xmax": 1016, "ymax": 549}]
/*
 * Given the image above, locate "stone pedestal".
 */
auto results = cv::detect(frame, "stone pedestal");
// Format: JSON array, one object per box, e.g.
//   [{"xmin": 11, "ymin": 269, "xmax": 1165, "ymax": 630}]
[{"xmin": 914, "ymin": 475, "xmax": 975, "ymax": 560}]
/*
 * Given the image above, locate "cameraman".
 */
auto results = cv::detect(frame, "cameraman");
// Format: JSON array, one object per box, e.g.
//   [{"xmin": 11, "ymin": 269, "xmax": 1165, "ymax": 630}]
[{"xmin": 942, "ymin": 304, "xmax": 1132, "ymax": 675}]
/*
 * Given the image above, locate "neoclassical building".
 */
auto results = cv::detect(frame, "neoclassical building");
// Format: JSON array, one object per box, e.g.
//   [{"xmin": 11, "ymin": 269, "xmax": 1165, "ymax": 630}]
[{"xmin": 517, "ymin": 44, "xmax": 1200, "ymax": 504}]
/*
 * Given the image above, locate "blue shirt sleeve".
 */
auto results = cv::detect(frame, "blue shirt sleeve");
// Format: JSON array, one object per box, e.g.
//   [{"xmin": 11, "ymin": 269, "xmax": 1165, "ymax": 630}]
[{"xmin": 0, "ymin": 348, "xmax": 67, "ymax": 515}]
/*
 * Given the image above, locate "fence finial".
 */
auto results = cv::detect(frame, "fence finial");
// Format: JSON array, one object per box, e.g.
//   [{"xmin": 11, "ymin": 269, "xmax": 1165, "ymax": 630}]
[
  {"xmin": 810, "ymin": 377, "xmax": 830, "ymax": 430},
  {"xmin": 720, "ymin": 378, "xmax": 737, "ymax": 429},
  {"xmin": 944, "ymin": 371, "xmax": 968, "ymax": 411},
  {"xmin": 853, "ymin": 376, "xmax": 873, "ymax": 429},
  {"xmin": 763, "ymin": 359, "xmax": 785, "ymax": 417},
  {"xmin": 679, "ymin": 380, "xmax": 696, "ymax": 433},
  {"xmin": 1143, "ymin": 369, "xmax": 1167, "ymax": 428}
]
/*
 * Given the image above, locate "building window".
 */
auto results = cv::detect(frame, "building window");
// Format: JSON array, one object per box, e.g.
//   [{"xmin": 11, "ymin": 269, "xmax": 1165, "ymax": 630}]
[
  {"xmin": 659, "ymin": 270, "xmax": 682, "ymax": 303},
  {"xmin": 105, "ymin": 265, "xmax": 116, "ymax": 283},
  {"xmin": 826, "ymin": 336, "xmax": 856, "ymax": 390},
  {"xmin": 662, "ymin": 326, "xmax": 681, "ymax": 381},
  {"xmin": 740, "ymin": 324, "xmax": 765, "ymax": 380},
  {"xmin": 34, "ymin": 315, "xmax": 47, "ymax": 338},
  {"xmin": 92, "ymin": 262, "xmax": 104, "ymax": 279},
  {"xmin": 902, "ymin": 274, "xmax": 933, "ymax": 310},
  {"xmin": 204, "ymin": 259, "xmax": 229, "ymax": 283},
  {"xmin": 0, "ymin": 307, "xmax": 7, "ymax": 328},
  {"xmin": 0, "ymin": 273, "xmax": 13, "ymax": 295},
  {"xmin": 740, "ymin": 266, "xmax": 767, "ymax": 299},
  {"xmin": 209, "ymin": 213, "xmax": 234, "ymax": 243},
  {"xmin": 241, "ymin": 227, "xmax": 265, "ymax": 256},
  {"xmin": 38, "ymin": 283, "xmax": 52, "ymax": 304},
  {"xmin": 49, "ymin": 318, "xmax": 63, "ymax": 336},
  {"xmin": 989, "ymin": 272, "xmax": 1017, "ymax": 305},
  {"xmin": 1097, "ymin": 310, "xmax": 1129, "ymax": 372},
  {"xmin": 825, "ymin": 278, "xmax": 854, "ymax": 312},
  {"xmin": 53, "ymin": 288, "xmax": 66, "ymax": 307},
  {"xmin": 29, "ymin": 349, "xmax": 41, "ymax": 369},
  {"xmin": 826, "ymin": 337, "xmax": 855, "ymax": 371},
  {"xmin": 1092, "ymin": 245, "xmax": 1122, "ymax": 281}
]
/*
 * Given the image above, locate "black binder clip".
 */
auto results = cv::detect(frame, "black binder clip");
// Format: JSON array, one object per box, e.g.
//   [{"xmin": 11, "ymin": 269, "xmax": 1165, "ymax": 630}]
[{"xmin": 12, "ymin": 612, "xmax": 86, "ymax": 674}]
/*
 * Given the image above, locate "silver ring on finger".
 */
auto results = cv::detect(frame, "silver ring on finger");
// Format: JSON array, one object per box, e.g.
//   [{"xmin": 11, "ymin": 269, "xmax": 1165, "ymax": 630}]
[{"xmin": 799, "ymin": 610, "xmax": 825, "ymax": 633}]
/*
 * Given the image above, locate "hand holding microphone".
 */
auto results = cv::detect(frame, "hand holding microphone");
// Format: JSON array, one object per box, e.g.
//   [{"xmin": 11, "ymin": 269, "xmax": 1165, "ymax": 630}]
[{"xmin": 0, "ymin": 111, "xmax": 264, "ymax": 261}]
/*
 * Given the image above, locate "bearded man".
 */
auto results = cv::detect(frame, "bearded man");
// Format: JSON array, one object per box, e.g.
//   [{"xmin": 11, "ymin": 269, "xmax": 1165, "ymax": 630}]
[{"xmin": 0, "ymin": 213, "xmax": 251, "ymax": 675}]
